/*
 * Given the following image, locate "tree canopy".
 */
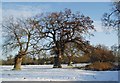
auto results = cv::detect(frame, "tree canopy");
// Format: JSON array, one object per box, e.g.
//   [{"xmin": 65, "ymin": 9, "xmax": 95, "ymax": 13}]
[{"xmin": 32, "ymin": 9, "xmax": 95, "ymax": 68}]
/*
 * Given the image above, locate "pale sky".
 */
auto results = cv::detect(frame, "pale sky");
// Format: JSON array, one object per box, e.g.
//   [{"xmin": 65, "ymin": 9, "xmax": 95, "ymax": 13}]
[
  {"xmin": 1, "ymin": 2, "xmax": 118, "ymax": 59},
  {"xmin": 2, "ymin": 2, "xmax": 118, "ymax": 46},
  {"xmin": 1, "ymin": 0, "xmax": 116, "ymax": 2}
]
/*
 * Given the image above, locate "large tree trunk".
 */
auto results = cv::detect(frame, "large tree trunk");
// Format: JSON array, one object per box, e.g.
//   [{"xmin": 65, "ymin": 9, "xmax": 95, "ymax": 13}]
[
  {"xmin": 13, "ymin": 55, "xmax": 23, "ymax": 70},
  {"xmin": 53, "ymin": 56, "xmax": 62, "ymax": 68},
  {"xmin": 13, "ymin": 51, "xmax": 26, "ymax": 70},
  {"xmin": 53, "ymin": 50, "xmax": 62, "ymax": 68}
]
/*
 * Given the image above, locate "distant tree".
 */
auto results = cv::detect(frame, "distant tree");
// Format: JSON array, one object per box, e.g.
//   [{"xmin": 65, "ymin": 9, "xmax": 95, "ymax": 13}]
[
  {"xmin": 64, "ymin": 42, "xmax": 89, "ymax": 66},
  {"xmin": 33, "ymin": 9, "xmax": 95, "ymax": 68},
  {"xmin": 5, "ymin": 55, "xmax": 14, "ymax": 65},
  {"xmin": 7, "ymin": 55, "xmax": 13, "ymax": 61},
  {"xmin": 64, "ymin": 43, "xmax": 78, "ymax": 66},
  {"xmin": 2, "ymin": 17, "xmax": 37, "ymax": 70}
]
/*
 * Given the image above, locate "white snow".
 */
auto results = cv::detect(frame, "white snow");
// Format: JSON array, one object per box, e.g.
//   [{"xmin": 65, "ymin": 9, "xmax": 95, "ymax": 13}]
[{"xmin": 1, "ymin": 64, "xmax": 118, "ymax": 81}]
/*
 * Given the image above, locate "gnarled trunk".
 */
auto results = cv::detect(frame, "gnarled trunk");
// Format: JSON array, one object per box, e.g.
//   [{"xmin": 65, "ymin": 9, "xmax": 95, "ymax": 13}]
[
  {"xmin": 13, "ymin": 55, "xmax": 23, "ymax": 70},
  {"xmin": 13, "ymin": 51, "xmax": 26, "ymax": 70},
  {"xmin": 53, "ymin": 56, "xmax": 62, "ymax": 68},
  {"xmin": 53, "ymin": 50, "xmax": 62, "ymax": 68}
]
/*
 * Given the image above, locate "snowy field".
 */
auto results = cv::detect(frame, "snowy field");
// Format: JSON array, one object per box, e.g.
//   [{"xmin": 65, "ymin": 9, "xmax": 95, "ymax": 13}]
[{"xmin": 1, "ymin": 64, "xmax": 119, "ymax": 81}]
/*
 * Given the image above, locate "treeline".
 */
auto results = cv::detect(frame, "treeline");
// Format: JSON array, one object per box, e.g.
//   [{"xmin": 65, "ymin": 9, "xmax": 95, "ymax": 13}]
[
  {"xmin": 2, "ymin": 44, "xmax": 119, "ymax": 65},
  {"xmin": 1, "ymin": 55, "xmax": 90, "ymax": 65}
]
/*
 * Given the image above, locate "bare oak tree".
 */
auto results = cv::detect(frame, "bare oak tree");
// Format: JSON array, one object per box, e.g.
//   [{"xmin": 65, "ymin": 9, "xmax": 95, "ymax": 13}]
[
  {"xmin": 2, "ymin": 17, "xmax": 37, "ymax": 70},
  {"xmin": 33, "ymin": 9, "xmax": 95, "ymax": 68}
]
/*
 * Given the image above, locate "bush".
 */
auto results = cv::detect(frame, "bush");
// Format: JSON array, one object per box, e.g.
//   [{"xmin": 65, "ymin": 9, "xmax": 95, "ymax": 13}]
[
  {"xmin": 87, "ymin": 45, "xmax": 115, "ymax": 63},
  {"xmin": 84, "ymin": 62, "xmax": 116, "ymax": 71}
]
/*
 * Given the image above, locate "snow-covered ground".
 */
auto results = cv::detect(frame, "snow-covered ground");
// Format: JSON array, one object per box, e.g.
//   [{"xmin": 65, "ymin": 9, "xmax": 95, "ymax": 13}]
[{"xmin": 1, "ymin": 64, "xmax": 119, "ymax": 81}]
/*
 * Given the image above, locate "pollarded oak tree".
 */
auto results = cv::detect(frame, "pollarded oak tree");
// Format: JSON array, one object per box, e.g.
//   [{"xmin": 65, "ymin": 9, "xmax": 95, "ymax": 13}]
[
  {"xmin": 33, "ymin": 9, "xmax": 95, "ymax": 68},
  {"xmin": 2, "ymin": 17, "xmax": 38, "ymax": 70}
]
